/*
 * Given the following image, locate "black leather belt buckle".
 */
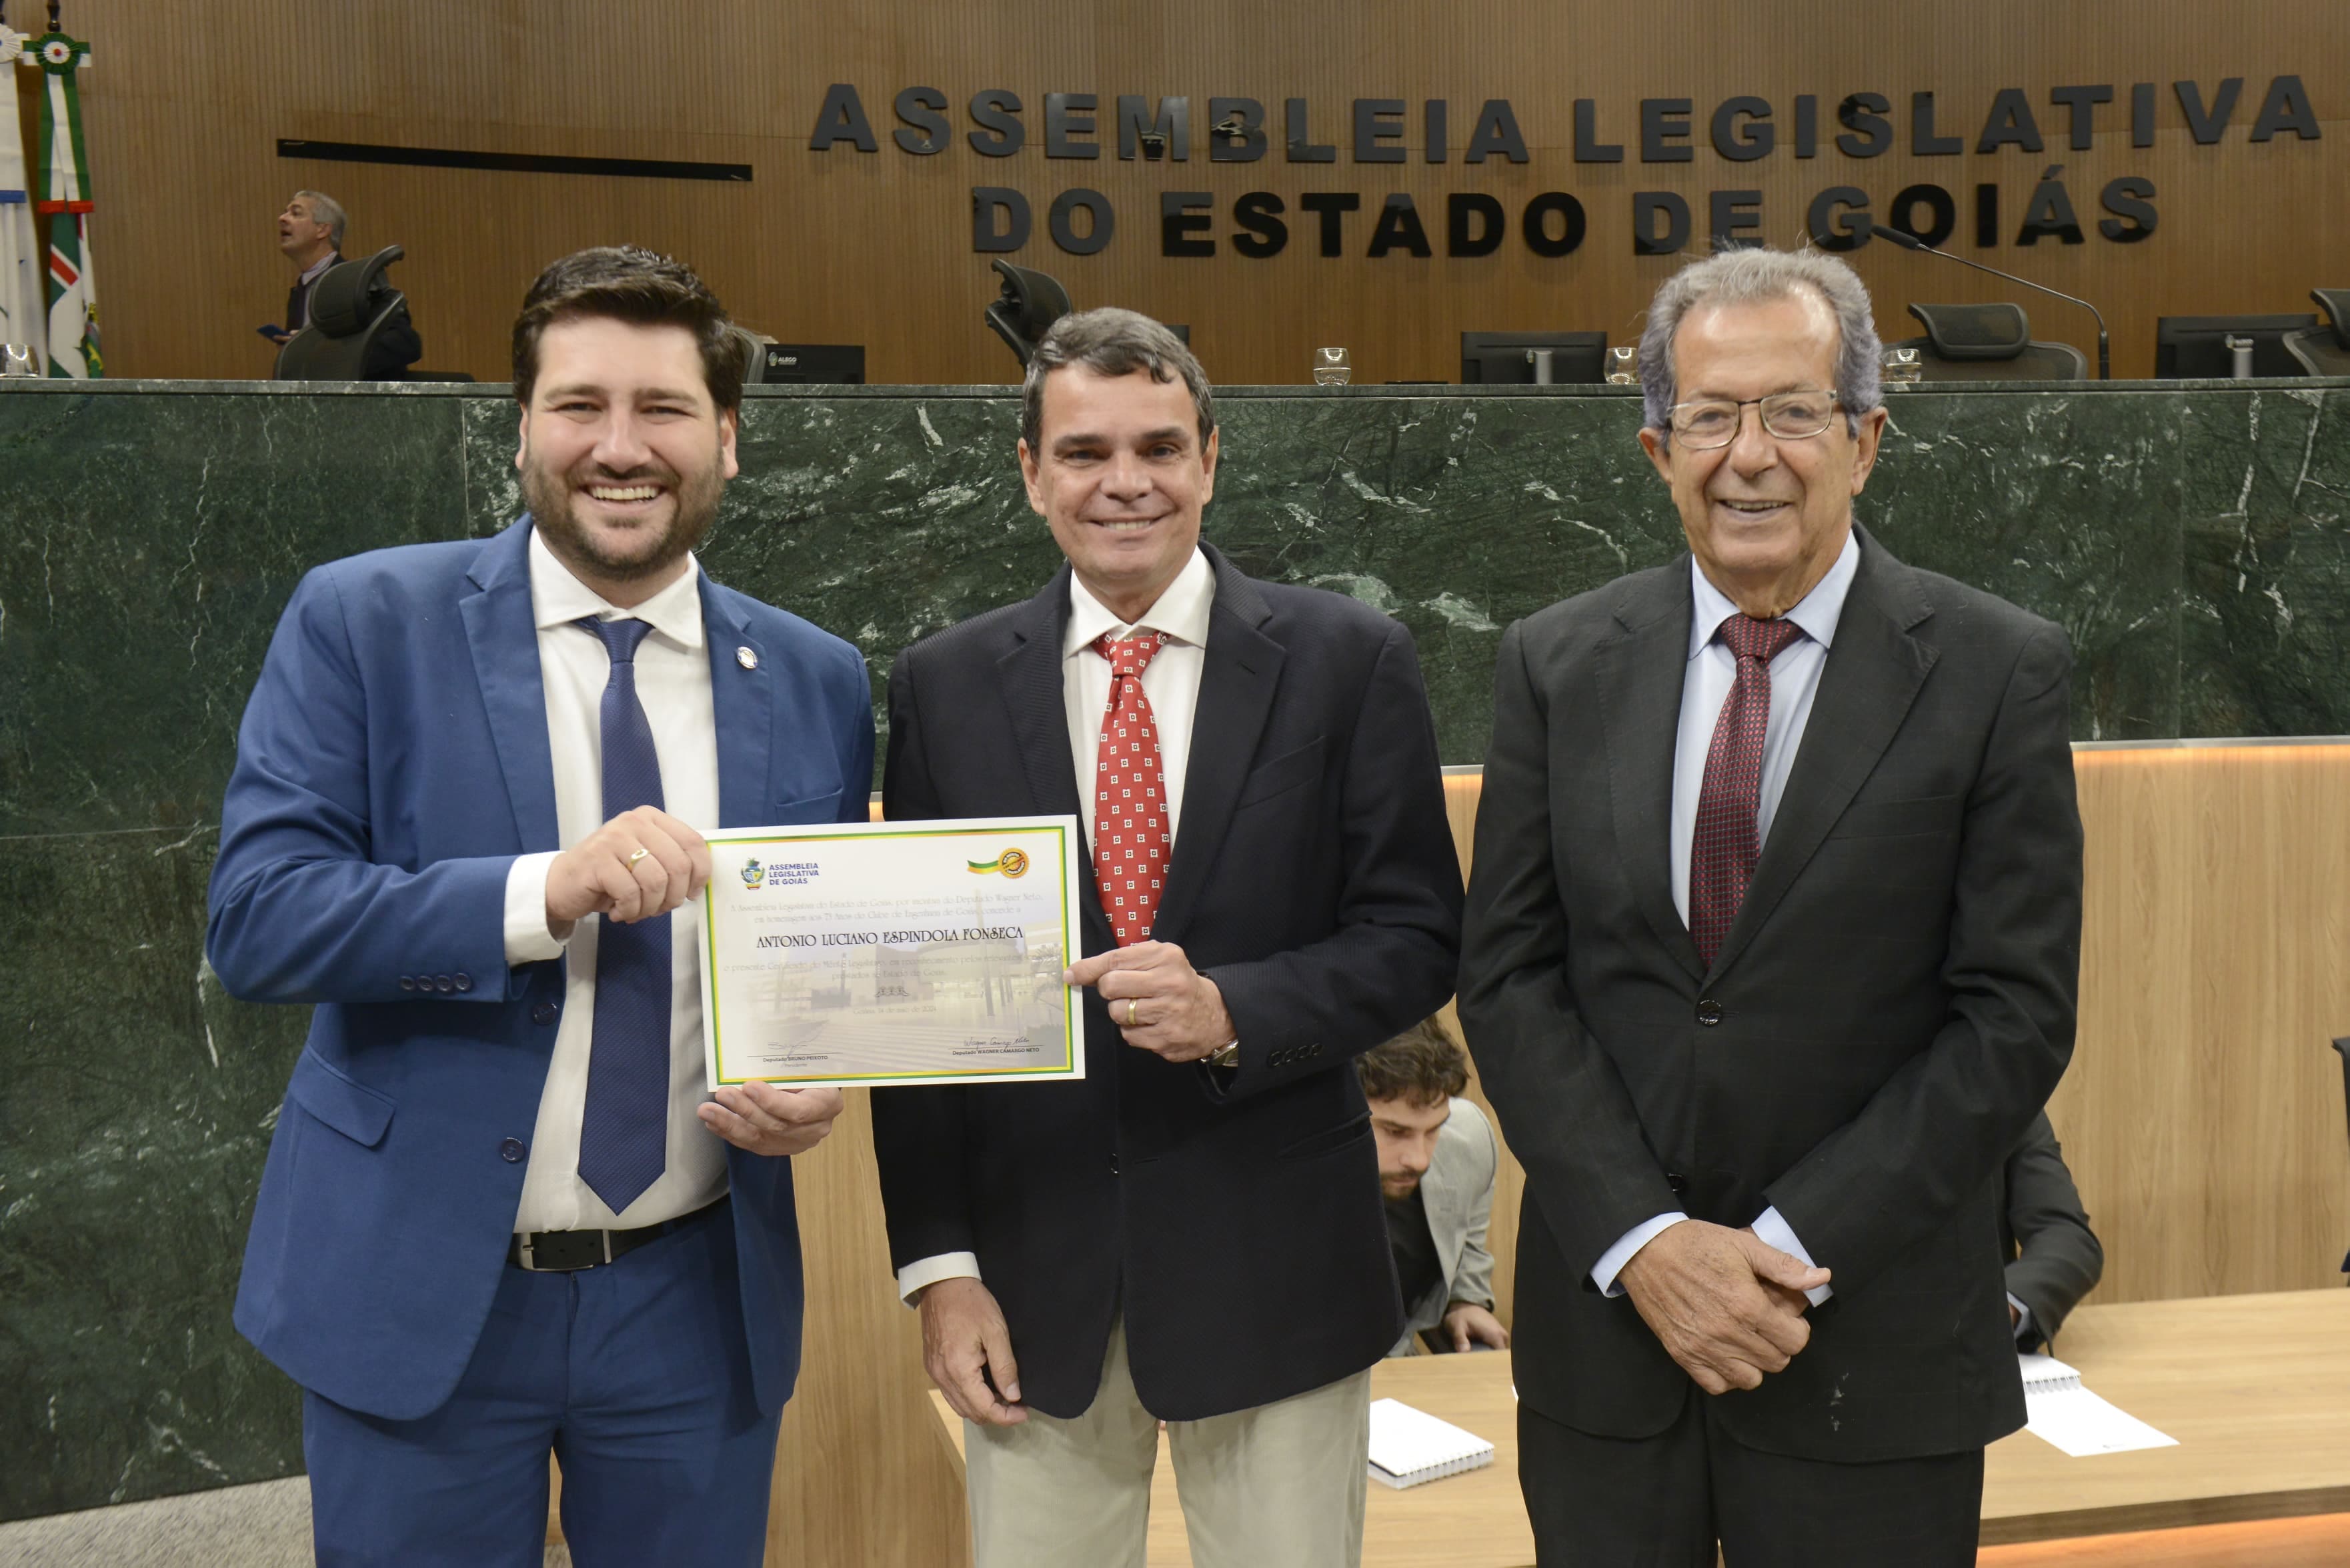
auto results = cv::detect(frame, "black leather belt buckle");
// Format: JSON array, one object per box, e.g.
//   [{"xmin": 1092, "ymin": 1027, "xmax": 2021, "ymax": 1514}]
[{"xmin": 514, "ymin": 1228, "xmax": 614, "ymax": 1272}]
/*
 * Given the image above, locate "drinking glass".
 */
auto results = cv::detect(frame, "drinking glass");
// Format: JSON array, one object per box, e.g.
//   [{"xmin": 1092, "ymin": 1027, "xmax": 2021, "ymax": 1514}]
[
  {"xmin": 1312, "ymin": 347, "xmax": 1352, "ymax": 386},
  {"xmin": 1604, "ymin": 347, "xmax": 1638, "ymax": 385},
  {"xmin": 1881, "ymin": 346, "xmax": 1922, "ymax": 387}
]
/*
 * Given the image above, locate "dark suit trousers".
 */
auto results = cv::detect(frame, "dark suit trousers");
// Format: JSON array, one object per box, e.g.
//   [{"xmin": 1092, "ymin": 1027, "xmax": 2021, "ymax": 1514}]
[
  {"xmin": 1519, "ymin": 1397, "xmax": 1982, "ymax": 1568},
  {"xmin": 301, "ymin": 1207, "xmax": 780, "ymax": 1568}
]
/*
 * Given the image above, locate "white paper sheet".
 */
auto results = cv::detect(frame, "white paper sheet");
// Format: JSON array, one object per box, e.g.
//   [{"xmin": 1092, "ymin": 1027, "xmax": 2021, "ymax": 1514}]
[{"xmin": 2018, "ymin": 1353, "xmax": 2179, "ymax": 1457}]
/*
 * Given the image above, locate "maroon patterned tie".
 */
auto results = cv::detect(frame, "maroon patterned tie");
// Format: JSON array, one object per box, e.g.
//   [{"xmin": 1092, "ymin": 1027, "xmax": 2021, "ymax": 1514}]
[
  {"xmin": 1092, "ymin": 632, "xmax": 1172, "ymax": 947},
  {"xmin": 1689, "ymin": 613, "xmax": 1805, "ymax": 967}
]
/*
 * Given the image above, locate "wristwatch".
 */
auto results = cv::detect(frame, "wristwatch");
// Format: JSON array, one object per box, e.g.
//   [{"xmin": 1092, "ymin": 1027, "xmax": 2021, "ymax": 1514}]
[{"xmin": 1205, "ymin": 1040, "xmax": 1240, "ymax": 1069}]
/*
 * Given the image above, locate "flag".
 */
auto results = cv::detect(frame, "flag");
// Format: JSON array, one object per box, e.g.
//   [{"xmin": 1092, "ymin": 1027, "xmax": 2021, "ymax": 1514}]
[
  {"xmin": 29, "ymin": 25, "xmax": 93, "ymax": 378},
  {"xmin": 0, "ymin": 26, "xmax": 44, "ymax": 369}
]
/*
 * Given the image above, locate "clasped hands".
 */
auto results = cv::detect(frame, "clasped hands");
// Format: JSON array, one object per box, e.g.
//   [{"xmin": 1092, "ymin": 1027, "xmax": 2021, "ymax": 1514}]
[
  {"xmin": 1064, "ymin": 941, "xmax": 1234, "ymax": 1064},
  {"xmin": 545, "ymin": 805, "xmax": 843, "ymax": 1158},
  {"xmin": 1616, "ymin": 1219, "xmax": 1831, "ymax": 1395}
]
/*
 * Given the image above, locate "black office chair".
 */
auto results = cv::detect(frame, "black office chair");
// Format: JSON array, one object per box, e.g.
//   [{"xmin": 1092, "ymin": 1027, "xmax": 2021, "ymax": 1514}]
[
  {"xmin": 1886, "ymin": 303, "xmax": 2088, "ymax": 382},
  {"xmin": 2283, "ymin": 291, "xmax": 2350, "ymax": 377},
  {"xmin": 984, "ymin": 260, "xmax": 1072, "ymax": 368},
  {"xmin": 273, "ymin": 245, "xmax": 414, "ymax": 381}
]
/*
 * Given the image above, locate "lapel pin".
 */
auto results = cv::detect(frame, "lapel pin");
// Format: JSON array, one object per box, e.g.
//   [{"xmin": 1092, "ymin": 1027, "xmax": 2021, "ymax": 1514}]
[{"xmin": 736, "ymin": 646, "xmax": 759, "ymax": 671}]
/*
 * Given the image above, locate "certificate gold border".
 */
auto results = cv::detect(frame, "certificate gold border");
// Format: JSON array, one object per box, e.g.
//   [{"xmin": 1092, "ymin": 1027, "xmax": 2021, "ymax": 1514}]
[{"xmin": 700, "ymin": 818, "xmax": 1080, "ymax": 1089}]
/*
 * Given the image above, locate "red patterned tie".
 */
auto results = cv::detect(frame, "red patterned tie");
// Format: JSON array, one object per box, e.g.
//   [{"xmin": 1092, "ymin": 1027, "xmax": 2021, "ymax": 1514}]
[
  {"xmin": 1689, "ymin": 613, "xmax": 1806, "ymax": 967},
  {"xmin": 1092, "ymin": 632, "xmax": 1172, "ymax": 947}
]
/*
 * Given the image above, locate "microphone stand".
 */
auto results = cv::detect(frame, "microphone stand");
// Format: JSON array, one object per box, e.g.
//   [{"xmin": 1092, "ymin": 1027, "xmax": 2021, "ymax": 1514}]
[{"xmin": 1868, "ymin": 221, "xmax": 2110, "ymax": 381}]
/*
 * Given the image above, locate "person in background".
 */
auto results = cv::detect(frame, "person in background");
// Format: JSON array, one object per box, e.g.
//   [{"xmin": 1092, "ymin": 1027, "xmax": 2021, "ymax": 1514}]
[
  {"xmin": 267, "ymin": 189, "xmax": 423, "ymax": 376},
  {"xmin": 1358, "ymin": 1019, "xmax": 1508, "ymax": 1357},
  {"xmin": 2003, "ymin": 1111, "xmax": 2103, "ymax": 1351},
  {"xmin": 272, "ymin": 190, "xmax": 345, "ymax": 343}
]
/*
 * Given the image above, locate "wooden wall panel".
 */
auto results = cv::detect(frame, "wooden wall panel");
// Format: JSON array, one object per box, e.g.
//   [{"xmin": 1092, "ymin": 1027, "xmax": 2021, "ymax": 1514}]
[
  {"xmin": 29, "ymin": 0, "xmax": 2349, "ymax": 385},
  {"xmin": 2057, "ymin": 744, "xmax": 2350, "ymax": 1305},
  {"xmin": 762, "ymin": 1087, "xmax": 969, "ymax": 1568}
]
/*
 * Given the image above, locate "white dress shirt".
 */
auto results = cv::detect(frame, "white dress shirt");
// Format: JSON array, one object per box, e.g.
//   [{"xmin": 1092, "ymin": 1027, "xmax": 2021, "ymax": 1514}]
[
  {"xmin": 1591, "ymin": 531, "xmax": 1861, "ymax": 1306},
  {"xmin": 895, "ymin": 547, "xmax": 1217, "ymax": 1304},
  {"xmin": 500, "ymin": 527, "xmax": 728, "ymax": 1234}
]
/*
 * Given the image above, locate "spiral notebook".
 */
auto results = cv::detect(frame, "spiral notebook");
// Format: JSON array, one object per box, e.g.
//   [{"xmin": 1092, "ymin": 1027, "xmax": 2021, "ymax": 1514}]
[
  {"xmin": 1366, "ymin": 1397, "xmax": 1495, "ymax": 1489},
  {"xmin": 2019, "ymin": 1353, "xmax": 2178, "ymax": 1457}
]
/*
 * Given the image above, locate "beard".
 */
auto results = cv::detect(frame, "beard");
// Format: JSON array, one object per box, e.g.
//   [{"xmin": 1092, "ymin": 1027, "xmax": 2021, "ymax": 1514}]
[{"xmin": 521, "ymin": 445, "xmax": 726, "ymax": 586}]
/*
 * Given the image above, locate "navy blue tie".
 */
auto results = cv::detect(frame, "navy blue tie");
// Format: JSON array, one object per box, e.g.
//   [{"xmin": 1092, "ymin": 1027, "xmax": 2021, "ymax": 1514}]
[{"xmin": 576, "ymin": 616, "xmax": 670, "ymax": 1215}]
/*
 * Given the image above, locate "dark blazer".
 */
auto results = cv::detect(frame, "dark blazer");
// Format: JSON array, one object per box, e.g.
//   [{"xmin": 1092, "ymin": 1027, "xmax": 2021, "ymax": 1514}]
[
  {"xmin": 284, "ymin": 254, "xmax": 334, "ymax": 332},
  {"xmin": 208, "ymin": 518, "xmax": 873, "ymax": 1421},
  {"xmin": 2001, "ymin": 1111, "xmax": 2102, "ymax": 1350},
  {"xmin": 1458, "ymin": 527, "xmax": 2082, "ymax": 1463},
  {"xmin": 870, "ymin": 543, "xmax": 1464, "ymax": 1422}
]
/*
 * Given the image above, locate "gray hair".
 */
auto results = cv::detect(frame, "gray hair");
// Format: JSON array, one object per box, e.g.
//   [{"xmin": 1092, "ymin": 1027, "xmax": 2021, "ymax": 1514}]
[
  {"xmin": 1020, "ymin": 308, "xmax": 1215, "ymax": 453},
  {"xmin": 1637, "ymin": 248, "xmax": 1881, "ymax": 440},
  {"xmin": 294, "ymin": 189, "xmax": 347, "ymax": 248}
]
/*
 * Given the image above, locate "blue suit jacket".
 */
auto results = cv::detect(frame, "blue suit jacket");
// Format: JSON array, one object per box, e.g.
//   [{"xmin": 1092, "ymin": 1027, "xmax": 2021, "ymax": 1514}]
[{"xmin": 209, "ymin": 519, "xmax": 874, "ymax": 1421}]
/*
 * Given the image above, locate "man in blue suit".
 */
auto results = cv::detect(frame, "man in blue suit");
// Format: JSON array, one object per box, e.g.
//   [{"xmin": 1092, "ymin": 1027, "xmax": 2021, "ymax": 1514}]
[{"xmin": 208, "ymin": 247, "xmax": 874, "ymax": 1566}]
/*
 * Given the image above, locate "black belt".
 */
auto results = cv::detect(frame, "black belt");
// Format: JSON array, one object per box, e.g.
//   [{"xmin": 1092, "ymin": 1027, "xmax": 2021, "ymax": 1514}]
[{"xmin": 509, "ymin": 1195, "xmax": 730, "ymax": 1273}]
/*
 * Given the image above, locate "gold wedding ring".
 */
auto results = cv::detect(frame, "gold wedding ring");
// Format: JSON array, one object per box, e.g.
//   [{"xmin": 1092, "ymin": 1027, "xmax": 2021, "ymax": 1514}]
[
  {"xmin": 1126, "ymin": 999, "xmax": 1138, "ymax": 1027},
  {"xmin": 627, "ymin": 847, "xmax": 650, "ymax": 865}
]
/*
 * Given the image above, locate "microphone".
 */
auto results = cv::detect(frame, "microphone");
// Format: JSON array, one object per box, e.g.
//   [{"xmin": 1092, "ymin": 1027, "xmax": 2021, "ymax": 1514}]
[{"xmin": 1867, "ymin": 221, "xmax": 2111, "ymax": 381}]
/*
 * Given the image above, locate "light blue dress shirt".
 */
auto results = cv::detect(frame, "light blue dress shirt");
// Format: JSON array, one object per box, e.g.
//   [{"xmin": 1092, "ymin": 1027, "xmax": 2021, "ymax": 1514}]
[{"xmin": 1590, "ymin": 530, "xmax": 1862, "ymax": 1305}]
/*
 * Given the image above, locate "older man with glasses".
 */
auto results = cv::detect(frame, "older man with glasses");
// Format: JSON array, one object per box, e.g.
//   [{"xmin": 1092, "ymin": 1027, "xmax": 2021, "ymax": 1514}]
[{"xmin": 1459, "ymin": 248, "xmax": 2083, "ymax": 1566}]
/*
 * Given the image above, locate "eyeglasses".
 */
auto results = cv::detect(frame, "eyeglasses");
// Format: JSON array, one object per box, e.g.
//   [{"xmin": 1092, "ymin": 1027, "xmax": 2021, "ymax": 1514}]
[{"xmin": 1667, "ymin": 391, "xmax": 1842, "ymax": 449}]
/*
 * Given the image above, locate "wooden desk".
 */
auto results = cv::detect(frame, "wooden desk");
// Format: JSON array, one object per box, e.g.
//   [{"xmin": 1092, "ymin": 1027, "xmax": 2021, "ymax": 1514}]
[
  {"xmin": 929, "ymin": 1354, "xmax": 1536, "ymax": 1567},
  {"xmin": 1981, "ymin": 1289, "xmax": 2350, "ymax": 1544},
  {"xmin": 930, "ymin": 1291, "xmax": 2350, "ymax": 1560}
]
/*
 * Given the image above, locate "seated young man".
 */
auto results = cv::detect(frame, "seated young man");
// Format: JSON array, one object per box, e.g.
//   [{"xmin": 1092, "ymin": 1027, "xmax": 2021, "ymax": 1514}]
[{"xmin": 1358, "ymin": 1020, "xmax": 1509, "ymax": 1356}]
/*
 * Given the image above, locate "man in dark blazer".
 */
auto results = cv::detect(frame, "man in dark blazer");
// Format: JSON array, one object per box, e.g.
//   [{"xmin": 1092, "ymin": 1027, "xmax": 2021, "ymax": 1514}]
[
  {"xmin": 1459, "ymin": 248, "xmax": 2083, "ymax": 1566},
  {"xmin": 209, "ymin": 248, "xmax": 871, "ymax": 1565},
  {"xmin": 2003, "ymin": 1111, "xmax": 2104, "ymax": 1350},
  {"xmin": 270, "ymin": 189, "xmax": 422, "ymax": 377},
  {"xmin": 870, "ymin": 308, "xmax": 1462, "ymax": 1567}
]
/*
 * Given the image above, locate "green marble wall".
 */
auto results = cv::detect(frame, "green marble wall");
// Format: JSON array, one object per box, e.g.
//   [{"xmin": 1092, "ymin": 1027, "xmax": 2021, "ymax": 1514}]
[{"xmin": 3, "ymin": 376, "xmax": 2346, "ymax": 1519}]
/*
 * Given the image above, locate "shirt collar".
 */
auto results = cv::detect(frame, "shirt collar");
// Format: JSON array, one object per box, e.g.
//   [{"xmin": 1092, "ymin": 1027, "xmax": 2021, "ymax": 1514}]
[
  {"xmin": 528, "ymin": 524, "xmax": 706, "ymax": 650},
  {"xmin": 1064, "ymin": 546, "xmax": 1214, "ymax": 657},
  {"xmin": 298, "ymin": 251, "xmax": 336, "ymax": 285},
  {"xmin": 1687, "ymin": 529, "xmax": 1861, "ymax": 661}
]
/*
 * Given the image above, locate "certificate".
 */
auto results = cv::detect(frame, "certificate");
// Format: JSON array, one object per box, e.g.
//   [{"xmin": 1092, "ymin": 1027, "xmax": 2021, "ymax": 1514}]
[{"xmin": 696, "ymin": 815, "xmax": 1084, "ymax": 1090}]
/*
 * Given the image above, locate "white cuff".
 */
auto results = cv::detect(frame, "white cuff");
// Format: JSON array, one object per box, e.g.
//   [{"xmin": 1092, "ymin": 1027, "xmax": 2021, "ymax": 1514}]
[
  {"xmin": 1751, "ymin": 1205, "xmax": 1833, "ymax": 1306},
  {"xmin": 1592, "ymin": 1213, "xmax": 1688, "ymax": 1297},
  {"xmin": 503, "ymin": 851, "xmax": 570, "ymax": 965},
  {"xmin": 2007, "ymin": 1292, "xmax": 2033, "ymax": 1341},
  {"xmin": 897, "ymin": 1251, "xmax": 982, "ymax": 1307}
]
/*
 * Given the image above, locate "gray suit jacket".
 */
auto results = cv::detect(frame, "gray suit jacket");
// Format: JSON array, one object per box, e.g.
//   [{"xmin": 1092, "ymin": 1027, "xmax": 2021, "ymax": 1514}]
[
  {"xmin": 1459, "ymin": 527, "xmax": 2083, "ymax": 1463},
  {"xmin": 1389, "ymin": 1097, "xmax": 1501, "ymax": 1355},
  {"xmin": 2001, "ymin": 1111, "xmax": 2103, "ymax": 1350}
]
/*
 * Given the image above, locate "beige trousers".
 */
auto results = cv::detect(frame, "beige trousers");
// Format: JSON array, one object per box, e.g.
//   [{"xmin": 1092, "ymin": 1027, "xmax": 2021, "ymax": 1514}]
[{"xmin": 965, "ymin": 1317, "xmax": 1372, "ymax": 1568}]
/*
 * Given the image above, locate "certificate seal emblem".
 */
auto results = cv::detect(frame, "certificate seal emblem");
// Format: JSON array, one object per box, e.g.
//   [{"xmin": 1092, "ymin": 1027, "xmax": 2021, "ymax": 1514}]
[
  {"xmin": 965, "ymin": 848, "xmax": 1030, "ymax": 877},
  {"xmin": 740, "ymin": 857, "xmax": 765, "ymax": 889}
]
